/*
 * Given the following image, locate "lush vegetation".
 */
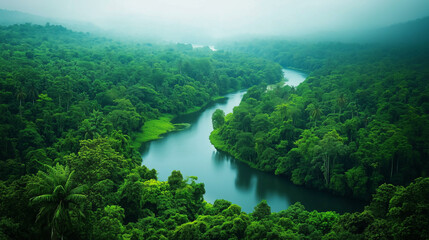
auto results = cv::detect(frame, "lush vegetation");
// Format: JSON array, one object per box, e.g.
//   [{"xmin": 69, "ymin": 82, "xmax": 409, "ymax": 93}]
[
  {"xmin": 0, "ymin": 23, "xmax": 282, "ymax": 180},
  {"xmin": 212, "ymin": 40, "xmax": 429, "ymax": 200},
  {"xmin": 0, "ymin": 23, "xmax": 281, "ymax": 239},
  {"xmin": 1, "ymin": 24, "xmax": 428, "ymax": 239}
]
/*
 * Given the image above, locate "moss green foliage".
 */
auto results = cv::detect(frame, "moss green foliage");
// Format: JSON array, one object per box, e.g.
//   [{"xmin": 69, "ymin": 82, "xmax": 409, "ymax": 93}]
[
  {"xmin": 134, "ymin": 115, "xmax": 176, "ymax": 145},
  {"xmin": 0, "ymin": 24, "xmax": 428, "ymax": 239},
  {"xmin": 211, "ymin": 109, "xmax": 225, "ymax": 129},
  {"xmin": 0, "ymin": 23, "xmax": 282, "ymax": 180},
  {"xmin": 212, "ymin": 40, "xmax": 429, "ymax": 200}
]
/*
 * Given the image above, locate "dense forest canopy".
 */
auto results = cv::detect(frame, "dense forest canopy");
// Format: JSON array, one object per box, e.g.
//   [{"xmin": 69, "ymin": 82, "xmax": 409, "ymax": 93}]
[
  {"xmin": 0, "ymin": 23, "xmax": 282, "ymax": 180},
  {"xmin": 212, "ymin": 40, "xmax": 429, "ymax": 199},
  {"xmin": 0, "ymin": 23, "xmax": 428, "ymax": 240}
]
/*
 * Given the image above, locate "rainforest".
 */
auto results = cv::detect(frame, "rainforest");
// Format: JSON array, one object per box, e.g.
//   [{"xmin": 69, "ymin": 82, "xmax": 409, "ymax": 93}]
[{"xmin": 1, "ymin": 1, "xmax": 429, "ymax": 240}]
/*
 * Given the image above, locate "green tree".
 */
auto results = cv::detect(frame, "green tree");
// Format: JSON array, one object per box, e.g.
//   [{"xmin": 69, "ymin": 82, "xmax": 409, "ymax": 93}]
[
  {"xmin": 16, "ymin": 87, "xmax": 26, "ymax": 118},
  {"xmin": 172, "ymin": 221, "xmax": 202, "ymax": 240},
  {"xmin": 317, "ymin": 130, "xmax": 347, "ymax": 186},
  {"xmin": 253, "ymin": 200, "xmax": 271, "ymax": 220},
  {"xmin": 245, "ymin": 221, "xmax": 267, "ymax": 239},
  {"xmin": 30, "ymin": 163, "xmax": 86, "ymax": 239},
  {"xmin": 168, "ymin": 170, "xmax": 185, "ymax": 190},
  {"xmin": 118, "ymin": 172, "xmax": 145, "ymax": 223},
  {"xmin": 387, "ymin": 177, "xmax": 429, "ymax": 239},
  {"xmin": 93, "ymin": 205, "xmax": 125, "ymax": 240},
  {"xmin": 211, "ymin": 109, "xmax": 225, "ymax": 129},
  {"xmin": 65, "ymin": 138, "xmax": 129, "ymax": 185},
  {"xmin": 337, "ymin": 94, "xmax": 346, "ymax": 122},
  {"xmin": 306, "ymin": 103, "xmax": 322, "ymax": 127},
  {"xmin": 345, "ymin": 166, "xmax": 368, "ymax": 198}
]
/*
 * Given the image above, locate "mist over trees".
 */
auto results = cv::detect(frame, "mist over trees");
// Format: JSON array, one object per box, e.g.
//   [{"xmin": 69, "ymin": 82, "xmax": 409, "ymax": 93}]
[{"xmin": 0, "ymin": 0, "xmax": 429, "ymax": 239}]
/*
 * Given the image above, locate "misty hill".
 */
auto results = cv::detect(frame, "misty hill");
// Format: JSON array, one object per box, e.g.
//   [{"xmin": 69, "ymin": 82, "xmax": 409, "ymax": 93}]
[
  {"xmin": 290, "ymin": 16, "xmax": 429, "ymax": 45},
  {"xmin": 0, "ymin": 9, "xmax": 51, "ymax": 26},
  {"xmin": 362, "ymin": 16, "xmax": 429, "ymax": 44},
  {"xmin": 0, "ymin": 9, "xmax": 205, "ymax": 43},
  {"xmin": 0, "ymin": 9, "xmax": 101, "ymax": 34},
  {"xmin": 329, "ymin": 16, "xmax": 429, "ymax": 44}
]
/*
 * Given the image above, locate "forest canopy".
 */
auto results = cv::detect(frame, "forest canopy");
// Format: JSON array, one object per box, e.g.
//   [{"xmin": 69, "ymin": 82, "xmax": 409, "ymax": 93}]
[
  {"xmin": 212, "ymin": 40, "xmax": 429, "ymax": 199},
  {"xmin": 0, "ymin": 23, "xmax": 428, "ymax": 239}
]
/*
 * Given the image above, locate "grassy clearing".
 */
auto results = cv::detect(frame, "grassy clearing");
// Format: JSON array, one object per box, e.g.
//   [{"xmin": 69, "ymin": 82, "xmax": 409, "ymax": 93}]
[
  {"xmin": 132, "ymin": 95, "xmax": 226, "ymax": 148},
  {"xmin": 133, "ymin": 115, "xmax": 176, "ymax": 147}
]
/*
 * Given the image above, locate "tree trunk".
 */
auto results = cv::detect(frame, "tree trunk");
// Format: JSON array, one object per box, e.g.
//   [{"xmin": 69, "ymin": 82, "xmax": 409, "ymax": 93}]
[
  {"xmin": 396, "ymin": 158, "xmax": 399, "ymax": 174},
  {"xmin": 323, "ymin": 154, "xmax": 330, "ymax": 185},
  {"xmin": 19, "ymin": 101, "xmax": 22, "ymax": 118},
  {"xmin": 338, "ymin": 108, "xmax": 342, "ymax": 122},
  {"xmin": 327, "ymin": 155, "xmax": 330, "ymax": 185}
]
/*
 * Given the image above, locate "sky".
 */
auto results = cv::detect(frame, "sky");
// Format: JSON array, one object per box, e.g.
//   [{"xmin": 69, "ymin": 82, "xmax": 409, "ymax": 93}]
[{"xmin": 1, "ymin": 0, "xmax": 429, "ymax": 41}]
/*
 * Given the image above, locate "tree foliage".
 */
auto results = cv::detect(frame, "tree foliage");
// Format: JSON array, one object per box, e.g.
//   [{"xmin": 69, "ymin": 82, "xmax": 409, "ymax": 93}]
[
  {"xmin": 0, "ymin": 24, "xmax": 428, "ymax": 239},
  {"xmin": 211, "ymin": 40, "xmax": 429, "ymax": 199}
]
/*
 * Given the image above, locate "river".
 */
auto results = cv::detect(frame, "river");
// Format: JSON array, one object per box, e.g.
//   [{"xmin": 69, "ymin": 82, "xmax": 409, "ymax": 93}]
[{"xmin": 141, "ymin": 68, "xmax": 365, "ymax": 213}]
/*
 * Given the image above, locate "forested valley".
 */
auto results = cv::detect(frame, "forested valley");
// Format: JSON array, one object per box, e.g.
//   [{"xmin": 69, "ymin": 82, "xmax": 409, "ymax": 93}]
[
  {"xmin": 212, "ymin": 40, "xmax": 429, "ymax": 199},
  {"xmin": 0, "ymin": 23, "xmax": 428, "ymax": 240}
]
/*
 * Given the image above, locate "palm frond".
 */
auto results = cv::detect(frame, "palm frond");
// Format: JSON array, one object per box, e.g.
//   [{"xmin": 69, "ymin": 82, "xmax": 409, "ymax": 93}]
[
  {"xmin": 29, "ymin": 163, "xmax": 86, "ymax": 237},
  {"xmin": 69, "ymin": 184, "xmax": 87, "ymax": 195},
  {"xmin": 64, "ymin": 170, "xmax": 75, "ymax": 192},
  {"xmin": 31, "ymin": 194, "xmax": 55, "ymax": 204},
  {"xmin": 65, "ymin": 194, "xmax": 87, "ymax": 203},
  {"xmin": 54, "ymin": 203, "xmax": 65, "ymax": 220},
  {"xmin": 53, "ymin": 185, "xmax": 65, "ymax": 196}
]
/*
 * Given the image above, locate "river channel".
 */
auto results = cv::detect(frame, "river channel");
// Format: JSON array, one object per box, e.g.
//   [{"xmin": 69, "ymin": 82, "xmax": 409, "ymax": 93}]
[{"xmin": 141, "ymin": 68, "xmax": 365, "ymax": 213}]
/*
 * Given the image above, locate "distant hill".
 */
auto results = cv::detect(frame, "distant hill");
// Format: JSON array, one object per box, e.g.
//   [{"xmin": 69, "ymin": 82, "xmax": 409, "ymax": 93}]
[
  {"xmin": 362, "ymin": 16, "xmax": 429, "ymax": 44},
  {"xmin": 0, "ymin": 9, "xmax": 52, "ymax": 25},
  {"xmin": 0, "ymin": 9, "xmax": 101, "ymax": 34},
  {"xmin": 295, "ymin": 16, "xmax": 429, "ymax": 45}
]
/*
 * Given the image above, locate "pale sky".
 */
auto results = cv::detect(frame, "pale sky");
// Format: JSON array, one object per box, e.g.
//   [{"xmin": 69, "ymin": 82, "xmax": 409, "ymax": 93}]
[{"xmin": 1, "ymin": 0, "xmax": 429, "ymax": 40}]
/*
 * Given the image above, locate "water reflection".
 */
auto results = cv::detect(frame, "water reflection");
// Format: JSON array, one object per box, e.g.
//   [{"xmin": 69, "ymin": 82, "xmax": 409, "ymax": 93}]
[
  {"xmin": 211, "ymin": 150, "xmax": 226, "ymax": 169},
  {"xmin": 142, "ymin": 69, "xmax": 366, "ymax": 213}
]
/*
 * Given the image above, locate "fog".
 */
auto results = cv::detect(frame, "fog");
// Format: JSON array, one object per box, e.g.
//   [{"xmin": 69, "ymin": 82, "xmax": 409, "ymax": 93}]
[{"xmin": 2, "ymin": 0, "xmax": 429, "ymax": 42}]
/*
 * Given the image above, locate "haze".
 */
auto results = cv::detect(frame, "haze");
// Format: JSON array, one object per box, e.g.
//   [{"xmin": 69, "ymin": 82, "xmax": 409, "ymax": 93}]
[{"xmin": 2, "ymin": 0, "xmax": 429, "ymax": 42}]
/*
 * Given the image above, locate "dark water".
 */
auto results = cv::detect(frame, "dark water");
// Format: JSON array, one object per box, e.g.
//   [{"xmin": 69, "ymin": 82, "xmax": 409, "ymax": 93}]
[{"xmin": 141, "ymin": 69, "xmax": 365, "ymax": 213}]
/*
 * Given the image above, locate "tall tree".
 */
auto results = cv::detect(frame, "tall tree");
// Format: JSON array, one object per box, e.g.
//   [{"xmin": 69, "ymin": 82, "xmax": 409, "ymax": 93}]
[
  {"xmin": 16, "ymin": 87, "xmax": 26, "ymax": 118},
  {"xmin": 337, "ymin": 94, "xmax": 346, "ymax": 122},
  {"xmin": 306, "ymin": 103, "xmax": 322, "ymax": 127},
  {"xmin": 30, "ymin": 163, "xmax": 86, "ymax": 240}
]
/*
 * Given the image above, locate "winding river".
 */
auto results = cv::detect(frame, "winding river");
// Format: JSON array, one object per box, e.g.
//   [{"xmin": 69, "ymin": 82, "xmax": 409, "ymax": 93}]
[{"xmin": 141, "ymin": 68, "xmax": 365, "ymax": 213}]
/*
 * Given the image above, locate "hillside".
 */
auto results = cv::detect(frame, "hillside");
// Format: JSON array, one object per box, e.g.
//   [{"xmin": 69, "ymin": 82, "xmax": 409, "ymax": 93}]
[
  {"xmin": 0, "ymin": 9, "xmax": 101, "ymax": 34},
  {"xmin": 362, "ymin": 16, "xmax": 429, "ymax": 44}
]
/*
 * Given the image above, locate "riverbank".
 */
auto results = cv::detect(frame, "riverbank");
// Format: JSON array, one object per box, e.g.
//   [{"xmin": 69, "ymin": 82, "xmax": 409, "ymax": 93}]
[
  {"xmin": 209, "ymin": 68, "xmax": 308, "ymax": 171},
  {"xmin": 142, "ymin": 88, "xmax": 365, "ymax": 213},
  {"xmin": 209, "ymin": 129, "xmax": 259, "ymax": 170},
  {"xmin": 132, "ymin": 95, "xmax": 226, "ymax": 148}
]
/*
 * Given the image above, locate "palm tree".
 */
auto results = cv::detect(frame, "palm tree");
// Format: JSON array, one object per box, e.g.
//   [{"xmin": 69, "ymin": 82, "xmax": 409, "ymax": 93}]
[
  {"xmin": 306, "ymin": 103, "xmax": 322, "ymax": 127},
  {"xmin": 348, "ymin": 101, "xmax": 358, "ymax": 118},
  {"xmin": 30, "ymin": 163, "xmax": 86, "ymax": 240},
  {"xmin": 16, "ymin": 87, "xmax": 26, "ymax": 118},
  {"xmin": 28, "ymin": 83, "xmax": 39, "ymax": 105},
  {"xmin": 16, "ymin": 87, "xmax": 27, "ymax": 107},
  {"xmin": 337, "ymin": 94, "xmax": 346, "ymax": 122}
]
